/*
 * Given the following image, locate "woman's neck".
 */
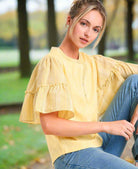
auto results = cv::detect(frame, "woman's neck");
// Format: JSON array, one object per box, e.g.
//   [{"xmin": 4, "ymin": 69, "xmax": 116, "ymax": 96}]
[{"xmin": 59, "ymin": 35, "xmax": 79, "ymax": 60}]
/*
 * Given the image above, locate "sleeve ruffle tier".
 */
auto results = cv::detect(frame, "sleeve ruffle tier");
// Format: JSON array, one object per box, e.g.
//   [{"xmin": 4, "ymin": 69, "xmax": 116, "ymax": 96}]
[{"xmin": 19, "ymin": 55, "xmax": 74, "ymax": 124}]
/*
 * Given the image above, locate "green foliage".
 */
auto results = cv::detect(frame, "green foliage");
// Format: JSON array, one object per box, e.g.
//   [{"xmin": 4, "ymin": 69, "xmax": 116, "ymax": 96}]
[
  {"xmin": 0, "ymin": 113, "xmax": 48, "ymax": 169},
  {"xmin": 29, "ymin": 11, "xmax": 46, "ymax": 35},
  {"xmin": 0, "ymin": 11, "xmax": 17, "ymax": 40},
  {"xmin": 0, "ymin": 72, "xmax": 29, "ymax": 104}
]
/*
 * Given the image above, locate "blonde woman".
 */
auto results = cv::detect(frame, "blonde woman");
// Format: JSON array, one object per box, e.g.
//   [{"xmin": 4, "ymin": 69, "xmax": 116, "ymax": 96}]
[{"xmin": 20, "ymin": 0, "xmax": 138, "ymax": 168}]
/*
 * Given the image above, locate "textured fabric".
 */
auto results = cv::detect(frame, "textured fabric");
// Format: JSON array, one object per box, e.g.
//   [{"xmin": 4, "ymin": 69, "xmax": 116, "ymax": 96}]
[
  {"xmin": 54, "ymin": 147, "xmax": 138, "ymax": 169},
  {"xmin": 99, "ymin": 75, "xmax": 138, "ymax": 158},
  {"xmin": 54, "ymin": 75, "xmax": 138, "ymax": 169},
  {"xmin": 19, "ymin": 47, "xmax": 138, "ymax": 164}
]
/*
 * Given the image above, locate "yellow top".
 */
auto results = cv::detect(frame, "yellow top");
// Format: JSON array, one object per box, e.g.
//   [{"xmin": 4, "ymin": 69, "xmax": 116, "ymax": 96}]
[{"xmin": 19, "ymin": 47, "xmax": 138, "ymax": 164}]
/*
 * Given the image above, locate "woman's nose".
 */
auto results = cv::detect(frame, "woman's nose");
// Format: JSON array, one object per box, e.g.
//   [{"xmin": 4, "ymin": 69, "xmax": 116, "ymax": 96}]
[{"xmin": 84, "ymin": 28, "xmax": 91, "ymax": 38}]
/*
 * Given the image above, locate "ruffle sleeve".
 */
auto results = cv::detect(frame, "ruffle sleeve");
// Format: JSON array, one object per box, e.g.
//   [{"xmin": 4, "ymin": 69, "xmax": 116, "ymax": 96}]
[
  {"xmin": 94, "ymin": 54, "xmax": 138, "ymax": 118},
  {"xmin": 114, "ymin": 59, "xmax": 138, "ymax": 78},
  {"xmin": 19, "ymin": 53, "xmax": 74, "ymax": 124}
]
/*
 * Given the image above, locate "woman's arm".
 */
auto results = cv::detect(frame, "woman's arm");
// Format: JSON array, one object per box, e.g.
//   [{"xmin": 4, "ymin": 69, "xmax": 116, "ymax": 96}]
[
  {"xmin": 40, "ymin": 112, "xmax": 135, "ymax": 140},
  {"xmin": 114, "ymin": 60, "xmax": 138, "ymax": 79},
  {"xmin": 131, "ymin": 104, "xmax": 138, "ymax": 134}
]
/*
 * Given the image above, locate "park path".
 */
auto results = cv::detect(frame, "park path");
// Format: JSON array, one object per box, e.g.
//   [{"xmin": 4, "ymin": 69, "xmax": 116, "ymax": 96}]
[
  {"xmin": 27, "ymin": 137, "xmax": 135, "ymax": 169},
  {"xmin": 28, "ymin": 153, "xmax": 54, "ymax": 169}
]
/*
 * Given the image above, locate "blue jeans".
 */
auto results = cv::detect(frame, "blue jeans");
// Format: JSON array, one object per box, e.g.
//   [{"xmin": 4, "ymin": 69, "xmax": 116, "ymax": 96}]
[{"xmin": 54, "ymin": 75, "xmax": 138, "ymax": 169}]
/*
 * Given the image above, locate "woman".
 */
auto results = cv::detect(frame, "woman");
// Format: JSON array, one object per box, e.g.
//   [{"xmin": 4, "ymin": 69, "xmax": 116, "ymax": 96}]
[{"xmin": 20, "ymin": 0, "xmax": 138, "ymax": 168}]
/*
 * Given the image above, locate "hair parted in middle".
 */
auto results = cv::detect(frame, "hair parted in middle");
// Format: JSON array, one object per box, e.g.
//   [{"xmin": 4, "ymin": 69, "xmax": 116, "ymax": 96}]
[{"xmin": 68, "ymin": 0, "xmax": 107, "ymax": 49}]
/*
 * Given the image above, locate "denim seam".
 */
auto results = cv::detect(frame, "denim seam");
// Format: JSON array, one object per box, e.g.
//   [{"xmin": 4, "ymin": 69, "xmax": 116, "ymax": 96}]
[
  {"xmin": 67, "ymin": 163, "xmax": 100, "ymax": 169},
  {"xmin": 57, "ymin": 156, "xmax": 100, "ymax": 169}
]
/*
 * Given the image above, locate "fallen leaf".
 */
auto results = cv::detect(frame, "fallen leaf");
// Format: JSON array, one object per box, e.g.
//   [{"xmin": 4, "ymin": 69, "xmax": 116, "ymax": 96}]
[
  {"xmin": 124, "ymin": 157, "xmax": 135, "ymax": 164},
  {"xmin": 34, "ymin": 157, "xmax": 46, "ymax": 163},
  {"xmin": 20, "ymin": 166, "xmax": 27, "ymax": 169},
  {"xmin": 2, "ymin": 145, "xmax": 8, "ymax": 150},
  {"xmin": 3, "ymin": 125, "xmax": 10, "ymax": 132},
  {"xmin": 8, "ymin": 140, "xmax": 15, "ymax": 146}
]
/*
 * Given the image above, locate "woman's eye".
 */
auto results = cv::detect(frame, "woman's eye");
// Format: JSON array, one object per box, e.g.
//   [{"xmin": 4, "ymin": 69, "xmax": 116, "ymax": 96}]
[
  {"xmin": 94, "ymin": 28, "xmax": 99, "ymax": 33},
  {"xmin": 80, "ymin": 22, "xmax": 87, "ymax": 26}
]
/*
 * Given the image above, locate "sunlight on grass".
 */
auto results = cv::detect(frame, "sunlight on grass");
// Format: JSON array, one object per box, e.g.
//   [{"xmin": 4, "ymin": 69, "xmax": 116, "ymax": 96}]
[
  {"xmin": 0, "ymin": 72, "xmax": 29, "ymax": 104},
  {"xmin": 0, "ymin": 49, "xmax": 49, "ymax": 67},
  {"xmin": 0, "ymin": 113, "xmax": 48, "ymax": 169},
  {"xmin": 0, "ymin": 50, "xmax": 19, "ymax": 67}
]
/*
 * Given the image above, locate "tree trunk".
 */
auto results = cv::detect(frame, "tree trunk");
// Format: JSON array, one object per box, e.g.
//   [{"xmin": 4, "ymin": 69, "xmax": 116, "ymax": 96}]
[
  {"xmin": 47, "ymin": 0, "xmax": 58, "ymax": 49},
  {"xmin": 98, "ymin": 0, "xmax": 106, "ymax": 55},
  {"xmin": 17, "ymin": 0, "xmax": 31, "ymax": 77},
  {"xmin": 98, "ymin": 0, "xmax": 120, "ymax": 56},
  {"xmin": 98, "ymin": 31, "xmax": 107, "ymax": 55},
  {"xmin": 126, "ymin": 0, "xmax": 135, "ymax": 61}
]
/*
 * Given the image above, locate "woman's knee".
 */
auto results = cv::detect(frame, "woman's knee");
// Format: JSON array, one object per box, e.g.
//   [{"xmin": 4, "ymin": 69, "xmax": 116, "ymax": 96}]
[
  {"xmin": 125, "ymin": 74, "xmax": 138, "ymax": 90},
  {"xmin": 126, "ymin": 74, "xmax": 138, "ymax": 83}
]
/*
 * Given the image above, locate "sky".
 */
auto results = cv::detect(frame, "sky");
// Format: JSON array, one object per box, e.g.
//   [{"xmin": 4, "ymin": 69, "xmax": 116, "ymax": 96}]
[{"xmin": 0, "ymin": 0, "xmax": 73, "ymax": 14}]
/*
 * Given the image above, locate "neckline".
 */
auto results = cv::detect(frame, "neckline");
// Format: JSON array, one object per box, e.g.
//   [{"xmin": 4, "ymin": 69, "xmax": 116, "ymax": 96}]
[{"xmin": 53, "ymin": 47, "xmax": 83, "ymax": 64}]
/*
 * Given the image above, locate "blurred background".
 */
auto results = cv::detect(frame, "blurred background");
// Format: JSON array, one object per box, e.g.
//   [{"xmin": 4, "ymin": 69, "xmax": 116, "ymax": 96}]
[{"xmin": 0, "ymin": 0, "xmax": 138, "ymax": 169}]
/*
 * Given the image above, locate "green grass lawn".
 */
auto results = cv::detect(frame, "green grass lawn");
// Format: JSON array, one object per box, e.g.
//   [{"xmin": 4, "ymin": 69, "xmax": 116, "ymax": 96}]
[
  {"xmin": 0, "ymin": 113, "xmax": 48, "ymax": 169},
  {"xmin": 0, "ymin": 49, "xmax": 48, "ymax": 67},
  {"xmin": 0, "ymin": 71, "xmax": 29, "ymax": 104},
  {"xmin": 0, "ymin": 49, "xmax": 19, "ymax": 67}
]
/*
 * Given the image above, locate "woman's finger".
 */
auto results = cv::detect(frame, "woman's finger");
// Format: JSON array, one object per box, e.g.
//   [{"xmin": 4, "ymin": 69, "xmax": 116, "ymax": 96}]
[
  {"xmin": 136, "ymin": 127, "xmax": 138, "ymax": 135},
  {"xmin": 131, "ymin": 105, "xmax": 138, "ymax": 125},
  {"xmin": 131, "ymin": 116, "xmax": 138, "ymax": 126}
]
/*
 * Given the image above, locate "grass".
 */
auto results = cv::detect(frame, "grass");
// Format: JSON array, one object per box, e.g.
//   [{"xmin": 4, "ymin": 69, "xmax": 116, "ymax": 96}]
[
  {"xmin": 0, "ymin": 113, "xmax": 48, "ymax": 169},
  {"xmin": 0, "ymin": 71, "xmax": 29, "ymax": 104},
  {"xmin": 0, "ymin": 49, "xmax": 48, "ymax": 67},
  {"xmin": 0, "ymin": 49, "xmax": 19, "ymax": 67}
]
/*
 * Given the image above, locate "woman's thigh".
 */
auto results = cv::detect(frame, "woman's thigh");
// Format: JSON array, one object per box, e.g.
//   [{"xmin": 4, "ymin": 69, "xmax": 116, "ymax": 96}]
[
  {"xmin": 54, "ymin": 148, "xmax": 137, "ymax": 169},
  {"xmin": 99, "ymin": 75, "xmax": 138, "ymax": 156}
]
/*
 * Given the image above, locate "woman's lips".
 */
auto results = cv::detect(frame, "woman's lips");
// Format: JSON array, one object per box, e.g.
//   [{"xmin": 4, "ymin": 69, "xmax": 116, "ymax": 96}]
[{"xmin": 80, "ymin": 38, "xmax": 89, "ymax": 44}]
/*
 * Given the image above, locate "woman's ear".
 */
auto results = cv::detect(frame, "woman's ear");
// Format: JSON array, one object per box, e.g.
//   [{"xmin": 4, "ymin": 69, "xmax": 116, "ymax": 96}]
[{"xmin": 66, "ymin": 15, "xmax": 72, "ymax": 26}]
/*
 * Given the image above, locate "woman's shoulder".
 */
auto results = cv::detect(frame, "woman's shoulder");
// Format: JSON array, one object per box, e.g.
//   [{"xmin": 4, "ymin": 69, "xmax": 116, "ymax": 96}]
[
  {"xmin": 31, "ymin": 47, "xmax": 65, "ymax": 80},
  {"xmin": 92, "ymin": 54, "xmax": 117, "ymax": 64},
  {"xmin": 27, "ymin": 47, "xmax": 67, "ymax": 92},
  {"xmin": 80, "ymin": 52, "xmax": 116, "ymax": 65},
  {"xmin": 38, "ymin": 47, "xmax": 64, "ymax": 68}
]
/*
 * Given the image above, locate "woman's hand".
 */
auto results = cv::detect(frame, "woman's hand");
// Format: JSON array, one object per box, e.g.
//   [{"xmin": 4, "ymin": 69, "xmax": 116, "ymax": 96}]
[
  {"xmin": 101, "ymin": 120, "xmax": 135, "ymax": 141},
  {"xmin": 131, "ymin": 104, "xmax": 138, "ymax": 134}
]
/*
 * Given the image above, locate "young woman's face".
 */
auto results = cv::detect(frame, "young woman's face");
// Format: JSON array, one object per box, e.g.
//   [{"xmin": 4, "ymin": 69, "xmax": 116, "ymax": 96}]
[{"xmin": 68, "ymin": 10, "xmax": 103, "ymax": 49}]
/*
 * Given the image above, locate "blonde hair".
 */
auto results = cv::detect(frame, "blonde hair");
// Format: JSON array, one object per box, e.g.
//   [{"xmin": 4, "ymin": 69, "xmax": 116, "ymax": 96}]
[{"xmin": 68, "ymin": 0, "xmax": 107, "ymax": 49}]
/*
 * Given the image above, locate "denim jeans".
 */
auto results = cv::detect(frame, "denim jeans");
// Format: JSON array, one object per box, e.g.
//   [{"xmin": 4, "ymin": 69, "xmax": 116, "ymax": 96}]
[{"xmin": 54, "ymin": 75, "xmax": 138, "ymax": 169}]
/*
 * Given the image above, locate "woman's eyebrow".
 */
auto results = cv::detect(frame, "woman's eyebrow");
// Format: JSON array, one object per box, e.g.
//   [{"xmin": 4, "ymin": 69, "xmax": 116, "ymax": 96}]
[
  {"xmin": 94, "ymin": 26, "xmax": 102, "ymax": 29},
  {"xmin": 81, "ymin": 19, "xmax": 102, "ymax": 29},
  {"xmin": 81, "ymin": 19, "xmax": 90, "ymax": 25}
]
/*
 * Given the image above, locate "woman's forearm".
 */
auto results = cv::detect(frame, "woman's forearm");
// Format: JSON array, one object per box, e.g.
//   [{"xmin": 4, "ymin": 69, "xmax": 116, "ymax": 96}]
[
  {"xmin": 40, "ymin": 112, "xmax": 134, "ymax": 140},
  {"xmin": 40, "ymin": 112, "xmax": 103, "ymax": 137}
]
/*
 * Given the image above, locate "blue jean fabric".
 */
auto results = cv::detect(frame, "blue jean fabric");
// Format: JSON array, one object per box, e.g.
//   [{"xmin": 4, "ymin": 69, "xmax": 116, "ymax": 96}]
[{"xmin": 54, "ymin": 75, "xmax": 138, "ymax": 169}]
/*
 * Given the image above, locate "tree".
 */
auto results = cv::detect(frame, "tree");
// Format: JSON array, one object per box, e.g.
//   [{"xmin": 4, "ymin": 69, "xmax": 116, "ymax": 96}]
[
  {"xmin": 126, "ymin": 0, "xmax": 135, "ymax": 61},
  {"xmin": 17, "ymin": 0, "xmax": 31, "ymax": 77},
  {"xmin": 98, "ymin": 0, "xmax": 120, "ymax": 55},
  {"xmin": 47, "ymin": 0, "xmax": 58, "ymax": 49}
]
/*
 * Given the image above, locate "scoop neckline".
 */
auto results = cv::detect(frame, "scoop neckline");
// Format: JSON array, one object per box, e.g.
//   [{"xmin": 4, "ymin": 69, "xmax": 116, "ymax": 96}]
[{"xmin": 54, "ymin": 47, "xmax": 83, "ymax": 64}]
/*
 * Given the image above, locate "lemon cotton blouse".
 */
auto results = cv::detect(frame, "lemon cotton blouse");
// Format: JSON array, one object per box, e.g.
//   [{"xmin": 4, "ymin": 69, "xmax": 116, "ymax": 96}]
[{"xmin": 20, "ymin": 47, "xmax": 138, "ymax": 164}]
